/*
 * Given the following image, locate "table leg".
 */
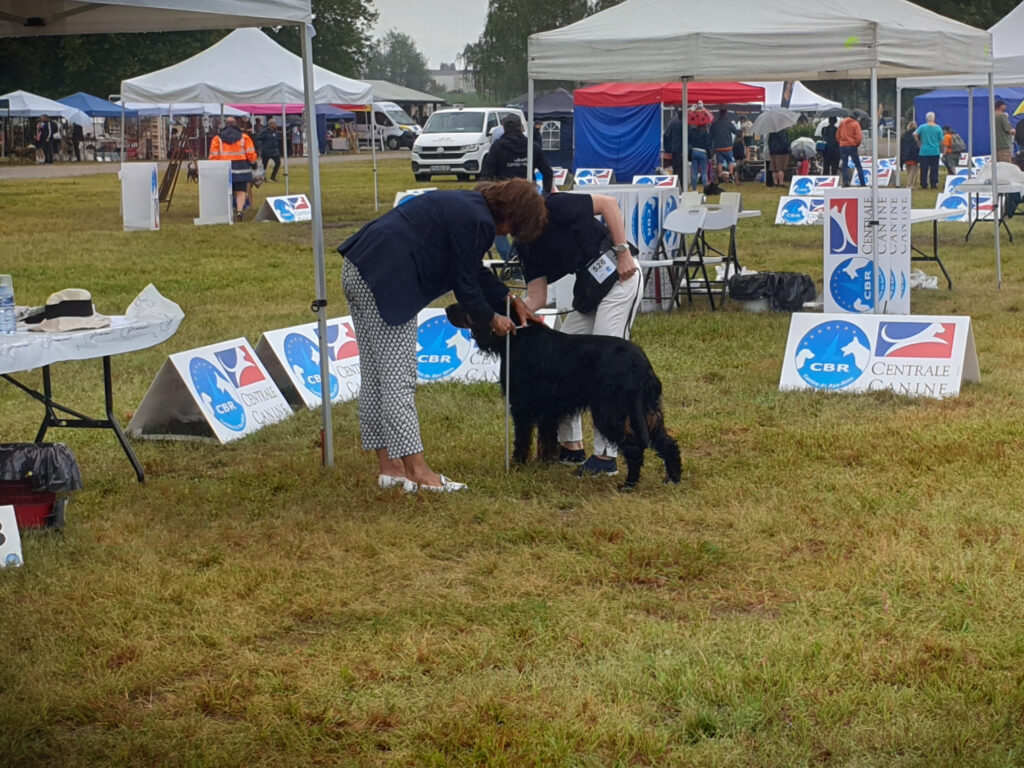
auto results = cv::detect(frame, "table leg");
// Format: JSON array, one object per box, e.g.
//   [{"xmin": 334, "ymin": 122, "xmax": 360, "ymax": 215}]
[{"xmin": 103, "ymin": 357, "xmax": 145, "ymax": 483}]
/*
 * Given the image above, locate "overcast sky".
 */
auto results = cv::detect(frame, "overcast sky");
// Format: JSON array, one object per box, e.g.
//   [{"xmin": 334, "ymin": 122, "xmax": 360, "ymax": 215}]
[{"xmin": 370, "ymin": 0, "xmax": 489, "ymax": 68}]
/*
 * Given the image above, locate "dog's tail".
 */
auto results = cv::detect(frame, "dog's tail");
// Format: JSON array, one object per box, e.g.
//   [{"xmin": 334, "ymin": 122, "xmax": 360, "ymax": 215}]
[{"xmin": 647, "ymin": 400, "xmax": 682, "ymax": 484}]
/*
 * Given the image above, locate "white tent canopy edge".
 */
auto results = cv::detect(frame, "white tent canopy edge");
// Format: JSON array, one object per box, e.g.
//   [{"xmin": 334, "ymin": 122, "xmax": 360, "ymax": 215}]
[{"xmin": 0, "ymin": 0, "xmax": 341, "ymax": 466}]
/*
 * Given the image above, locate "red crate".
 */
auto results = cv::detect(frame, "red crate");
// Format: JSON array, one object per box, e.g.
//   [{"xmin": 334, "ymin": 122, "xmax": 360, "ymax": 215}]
[{"xmin": 0, "ymin": 480, "xmax": 58, "ymax": 529}]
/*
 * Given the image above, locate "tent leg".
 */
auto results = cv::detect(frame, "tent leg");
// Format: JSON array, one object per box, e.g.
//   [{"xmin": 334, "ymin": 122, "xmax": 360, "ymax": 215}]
[
  {"xmin": 967, "ymin": 87, "xmax": 974, "ymax": 168},
  {"xmin": 282, "ymin": 105, "xmax": 289, "ymax": 195},
  {"xmin": 895, "ymin": 87, "xmax": 902, "ymax": 186},
  {"xmin": 371, "ymin": 108, "xmax": 379, "ymax": 210},
  {"xmin": 681, "ymin": 78, "xmax": 689, "ymax": 193},
  {"xmin": 527, "ymin": 79, "xmax": 534, "ymax": 185},
  {"xmin": 988, "ymin": 75, "xmax": 1001, "ymax": 289},
  {"xmin": 869, "ymin": 66, "xmax": 880, "ymax": 312},
  {"xmin": 301, "ymin": 21, "xmax": 335, "ymax": 468}
]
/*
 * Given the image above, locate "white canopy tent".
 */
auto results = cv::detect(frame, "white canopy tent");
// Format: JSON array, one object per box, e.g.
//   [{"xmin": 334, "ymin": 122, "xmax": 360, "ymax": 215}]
[
  {"xmin": 1, "ymin": 88, "xmax": 88, "ymax": 123},
  {"xmin": 743, "ymin": 82, "xmax": 842, "ymax": 113},
  {"xmin": 0, "ymin": 0, "xmax": 342, "ymax": 467},
  {"xmin": 120, "ymin": 101, "xmax": 248, "ymax": 117},
  {"xmin": 527, "ymin": 0, "xmax": 1000, "ymax": 287}
]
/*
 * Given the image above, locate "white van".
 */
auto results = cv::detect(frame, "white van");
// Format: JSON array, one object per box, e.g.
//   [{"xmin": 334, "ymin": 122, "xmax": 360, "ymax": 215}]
[
  {"xmin": 411, "ymin": 106, "xmax": 526, "ymax": 182},
  {"xmin": 353, "ymin": 101, "xmax": 422, "ymax": 150}
]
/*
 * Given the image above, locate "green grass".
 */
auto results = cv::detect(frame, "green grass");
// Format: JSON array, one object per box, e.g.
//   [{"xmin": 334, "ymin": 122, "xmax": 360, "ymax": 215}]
[{"xmin": 3, "ymin": 158, "xmax": 1024, "ymax": 766}]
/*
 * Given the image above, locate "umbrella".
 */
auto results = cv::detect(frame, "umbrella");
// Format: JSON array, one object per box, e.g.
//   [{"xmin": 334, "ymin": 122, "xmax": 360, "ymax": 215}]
[
  {"xmin": 821, "ymin": 107, "xmax": 848, "ymax": 118},
  {"xmin": 790, "ymin": 136, "xmax": 817, "ymax": 160},
  {"xmin": 753, "ymin": 108, "xmax": 798, "ymax": 135},
  {"xmin": 850, "ymin": 108, "xmax": 869, "ymax": 120}
]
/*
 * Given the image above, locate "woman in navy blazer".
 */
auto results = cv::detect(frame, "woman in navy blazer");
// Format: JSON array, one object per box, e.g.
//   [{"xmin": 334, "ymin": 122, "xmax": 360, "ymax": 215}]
[{"xmin": 339, "ymin": 179, "xmax": 547, "ymax": 493}]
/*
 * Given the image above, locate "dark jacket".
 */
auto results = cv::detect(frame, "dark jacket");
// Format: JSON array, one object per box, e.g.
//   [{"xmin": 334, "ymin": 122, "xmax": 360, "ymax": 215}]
[
  {"xmin": 481, "ymin": 130, "xmax": 553, "ymax": 194},
  {"xmin": 664, "ymin": 117, "xmax": 683, "ymax": 155},
  {"xmin": 688, "ymin": 124, "xmax": 712, "ymax": 155},
  {"xmin": 710, "ymin": 117, "xmax": 737, "ymax": 150},
  {"xmin": 900, "ymin": 129, "xmax": 920, "ymax": 165},
  {"xmin": 768, "ymin": 129, "xmax": 791, "ymax": 156},
  {"xmin": 338, "ymin": 190, "xmax": 509, "ymax": 326},
  {"xmin": 821, "ymin": 125, "xmax": 840, "ymax": 158},
  {"xmin": 255, "ymin": 126, "xmax": 282, "ymax": 158}
]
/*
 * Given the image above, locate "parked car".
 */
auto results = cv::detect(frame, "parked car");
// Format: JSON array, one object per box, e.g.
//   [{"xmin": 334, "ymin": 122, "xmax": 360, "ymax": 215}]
[
  {"xmin": 411, "ymin": 106, "xmax": 525, "ymax": 182},
  {"xmin": 353, "ymin": 101, "xmax": 422, "ymax": 150}
]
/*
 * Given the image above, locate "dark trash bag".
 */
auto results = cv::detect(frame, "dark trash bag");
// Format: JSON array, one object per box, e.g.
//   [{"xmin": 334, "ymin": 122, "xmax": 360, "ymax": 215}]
[
  {"xmin": 727, "ymin": 271, "xmax": 816, "ymax": 311},
  {"xmin": 0, "ymin": 443, "xmax": 84, "ymax": 493}
]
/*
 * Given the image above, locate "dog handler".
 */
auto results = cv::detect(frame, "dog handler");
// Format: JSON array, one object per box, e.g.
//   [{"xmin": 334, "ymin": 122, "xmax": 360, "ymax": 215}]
[
  {"xmin": 338, "ymin": 179, "xmax": 547, "ymax": 493},
  {"xmin": 517, "ymin": 192, "xmax": 643, "ymax": 478}
]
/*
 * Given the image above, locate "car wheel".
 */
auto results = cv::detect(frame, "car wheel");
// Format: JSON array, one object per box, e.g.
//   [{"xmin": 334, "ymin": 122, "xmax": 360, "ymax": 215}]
[
  {"xmin": 386, "ymin": 136, "xmax": 400, "ymax": 151},
  {"xmin": 414, "ymin": 173, "xmax": 431, "ymax": 182},
  {"xmin": 456, "ymin": 173, "xmax": 471, "ymax": 182}
]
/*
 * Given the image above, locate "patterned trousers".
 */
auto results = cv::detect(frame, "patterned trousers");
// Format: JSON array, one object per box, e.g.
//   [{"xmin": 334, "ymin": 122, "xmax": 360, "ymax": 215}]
[{"xmin": 342, "ymin": 259, "xmax": 424, "ymax": 458}]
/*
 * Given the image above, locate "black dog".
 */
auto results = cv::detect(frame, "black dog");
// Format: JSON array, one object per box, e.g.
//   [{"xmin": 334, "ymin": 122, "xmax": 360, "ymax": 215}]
[{"xmin": 445, "ymin": 305, "xmax": 682, "ymax": 489}]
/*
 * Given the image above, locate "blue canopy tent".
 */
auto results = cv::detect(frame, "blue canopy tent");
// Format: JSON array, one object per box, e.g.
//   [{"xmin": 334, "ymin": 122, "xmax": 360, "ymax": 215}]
[
  {"xmin": 509, "ymin": 87, "xmax": 574, "ymax": 169},
  {"xmin": 58, "ymin": 91, "xmax": 137, "ymax": 118},
  {"xmin": 914, "ymin": 87, "xmax": 1023, "ymax": 155}
]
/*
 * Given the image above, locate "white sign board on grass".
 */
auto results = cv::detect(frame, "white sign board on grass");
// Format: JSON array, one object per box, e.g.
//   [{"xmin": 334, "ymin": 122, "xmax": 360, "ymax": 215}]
[
  {"xmin": 120, "ymin": 162, "xmax": 160, "ymax": 231},
  {"xmin": 254, "ymin": 195, "xmax": 312, "ymax": 223},
  {"xmin": 788, "ymin": 176, "xmax": 839, "ymax": 196},
  {"xmin": 127, "ymin": 338, "xmax": 293, "ymax": 443},
  {"xmin": 779, "ymin": 313, "xmax": 979, "ymax": 398},
  {"xmin": 776, "ymin": 196, "xmax": 824, "ymax": 225},
  {"xmin": 194, "ymin": 160, "xmax": 232, "ymax": 226},
  {"xmin": 0, "ymin": 505, "xmax": 24, "ymax": 568}
]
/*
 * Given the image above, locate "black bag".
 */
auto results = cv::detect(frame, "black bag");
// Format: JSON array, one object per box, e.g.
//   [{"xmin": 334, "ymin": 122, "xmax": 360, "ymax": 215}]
[
  {"xmin": 572, "ymin": 241, "xmax": 637, "ymax": 314},
  {"xmin": 769, "ymin": 272, "xmax": 817, "ymax": 311},
  {"xmin": 727, "ymin": 273, "xmax": 773, "ymax": 301}
]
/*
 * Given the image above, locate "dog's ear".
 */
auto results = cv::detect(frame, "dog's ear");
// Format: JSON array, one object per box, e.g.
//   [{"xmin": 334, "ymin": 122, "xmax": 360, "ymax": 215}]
[{"xmin": 444, "ymin": 303, "xmax": 474, "ymax": 329}]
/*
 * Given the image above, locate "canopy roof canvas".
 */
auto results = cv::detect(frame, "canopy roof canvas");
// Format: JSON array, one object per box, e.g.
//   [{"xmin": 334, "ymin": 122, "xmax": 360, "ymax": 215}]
[
  {"xmin": 363, "ymin": 80, "xmax": 445, "ymax": 104},
  {"xmin": 529, "ymin": 0, "xmax": 992, "ymax": 82},
  {"xmin": 59, "ymin": 91, "xmax": 136, "ymax": 117},
  {"xmin": 121, "ymin": 28, "xmax": 371, "ymax": 105},
  {"xmin": 898, "ymin": 1, "xmax": 1024, "ymax": 88},
  {"xmin": 746, "ymin": 81, "xmax": 842, "ymax": 112},
  {"xmin": 0, "ymin": 0, "xmax": 308, "ymax": 36},
  {"xmin": 1, "ymin": 89, "xmax": 87, "ymax": 121},
  {"xmin": 575, "ymin": 81, "xmax": 765, "ymax": 107}
]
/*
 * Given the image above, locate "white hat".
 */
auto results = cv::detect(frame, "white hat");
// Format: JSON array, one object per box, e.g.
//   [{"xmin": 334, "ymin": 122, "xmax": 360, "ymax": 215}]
[{"xmin": 29, "ymin": 288, "xmax": 110, "ymax": 333}]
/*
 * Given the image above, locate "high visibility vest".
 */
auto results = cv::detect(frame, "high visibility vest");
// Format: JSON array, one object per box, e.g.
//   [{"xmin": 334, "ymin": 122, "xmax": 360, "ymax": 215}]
[{"xmin": 210, "ymin": 133, "xmax": 257, "ymax": 163}]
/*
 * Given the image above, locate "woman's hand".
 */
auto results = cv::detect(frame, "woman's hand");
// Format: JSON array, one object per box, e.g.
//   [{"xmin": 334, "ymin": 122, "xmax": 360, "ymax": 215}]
[
  {"xmin": 511, "ymin": 295, "xmax": 542, "ymax": 326},
  {"xmin": 617, "ymin": 251, "xmax": 638, "ymax": 282},
  {"xmin": 490, "ymin": 313, "xmax": 515, "ymax": 337}
]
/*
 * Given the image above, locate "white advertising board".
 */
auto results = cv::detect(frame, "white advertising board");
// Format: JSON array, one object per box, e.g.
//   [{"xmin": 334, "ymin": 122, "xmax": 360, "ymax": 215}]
[
  {"xmin": 254, "ymin": 194, "xmax": 313, "ymax": 223},
  {"xmin": 120, "ymin": 162, "xmax": 160, "ymax": 232},
  {"xmin": 788, "ymin": 176, "xmax": 840, "ymax": 196},
  {"xmin": 0, "ymin": 505, "xmax": 24, "ymax": 568},
  {"xmin": 127, "ymin": 338, "xmax": 293, "ymax": 443},
  {"xmin": 194, "ymin": 160, "xmax": 232, "ymax": 226},
  {"xmin": 776, "ymin": 196, "xmax": 824, "ymax": 225},
  {"xmin": 632, "ymin": 175, "xmax": 678, "ymax": 187},
  {"xmin": 574, "ymin": 168, "xmax": 613, "ymax": 185},
  {"xmin": 779, "ymin": 313, "xmax": 979, "ymax": 398},
  {"xmin": 823, "ymin": 187, "xmax": 911, "ymax": 315}
]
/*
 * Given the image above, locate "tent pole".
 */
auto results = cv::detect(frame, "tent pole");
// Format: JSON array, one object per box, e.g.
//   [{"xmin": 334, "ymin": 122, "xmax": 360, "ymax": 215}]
[
  {"xmin": 282, "ymin": 105, "xmax": 289, "ymax": 195},
  {"xmin": 681, "ymin": 77, "xmax": 689, "ymax": 193},
  {"xmin": 988, "ymin": 74, "xmax": 1001, "ymax": 289},
  {"xmin": 869, "ymin": 66, "xmax": 880, "ymax": 312},
  {"xmin": 120, "ymin": 93, "xmax": 125, "ymax": 164},
  {"xmin": 370, "ymin": 105, "xmax": 379, "ymax": 211},
  {"xmin": 967, "ymin": 87, "xmax": 974, "ymax": 167},
  {"xmin": 300, "ymin": 21, "xmax": 335, "ymax": 468},
  {"xmin": 895, "ymin": 86, "xmax": 902, "ymax": 186},
  {"xmin": 527, "ymin": 78, "xmax": 534, "ymax": 187}
]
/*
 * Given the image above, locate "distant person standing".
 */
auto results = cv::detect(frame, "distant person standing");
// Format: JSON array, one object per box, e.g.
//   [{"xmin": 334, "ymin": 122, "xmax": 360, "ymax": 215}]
[
  {"xmin": 994, "ymin": 99, "xmax": 1016, "ymax": 163},
  {"xmin": 209, "ymin": 116, "xmax": 258, "ymax": 221},
  {"xmin": 257, "ymin": 118, "xmax": 282, "ymax": 182},
  {"xmin": 914, "ymin": 112, "xmax": 943, "ymax": 190},
  {"xmin": 710, "ymin": 109, "xmax": 738, "ymax": 181},
  {"xmin": 480, "ymin": 115, "xmax": 553, "ymax": 193},
  {"xmin": 941, "ymin": 126, "xmax": 958, "ymax": 175},
  {"xmin": 72, "ymin": 122, "xmax": 84, "ymax": 162},
  {"xmin": 821, "ymin": 116, "xmax": 841, "ymax": 176},
  {"xmin": 35, "ymin": 115, "xmax": 53, "ymax": 164},
  {"xmin": 900, "ymin": 121, "xmax": 920, "ymax": 189},
  {"xmin": 663, "ymin": 109, "xmax": 683, "ymax": 181},
  {"xmin": 688, "ymin": 119, "xmax": 712, "ymax": 189},
  {"xmin": 290, "ymin": 122, "xmax": 303, "ymax": 157},
  {"xmin": 837, "ymin": 115, "xmax": 866, "ymax": 187},
  {"xmin": 768, "ymin": 128, "xmax": 791, "ymax": 188}
]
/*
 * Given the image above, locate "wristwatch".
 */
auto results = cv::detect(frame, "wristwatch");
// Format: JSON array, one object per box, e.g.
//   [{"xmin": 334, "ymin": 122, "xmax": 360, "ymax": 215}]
[{"xmin": 611, "ymin": 243, "xmax": 629, "ymax": 254}]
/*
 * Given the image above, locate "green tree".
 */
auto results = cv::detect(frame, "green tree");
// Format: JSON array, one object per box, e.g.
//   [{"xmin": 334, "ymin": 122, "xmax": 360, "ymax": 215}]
[
  {"xmin": 269, "ymin": 0, "xmax": 377, "ymax": 79},
  {"xmin": 365, "ymin": 30, "xmax": 432, "ymax": 92}
]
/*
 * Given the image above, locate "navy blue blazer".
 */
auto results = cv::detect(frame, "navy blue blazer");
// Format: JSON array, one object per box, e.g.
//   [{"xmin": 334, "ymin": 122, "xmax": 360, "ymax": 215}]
[{"xmin": 338, "ymin": 190, "xmax": 509, "ymax": 326}]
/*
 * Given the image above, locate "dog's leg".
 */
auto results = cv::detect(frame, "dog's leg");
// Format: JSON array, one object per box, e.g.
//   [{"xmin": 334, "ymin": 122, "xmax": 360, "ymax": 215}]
[
  {"xmin": 511, "ymin": 410, "xmax": 534, "ymax": 464},
  {"xmin": 648, "ymin": 408, "xmax": 682, "ymax": 484},
  {"xmin": 536, "ymin": 417, "xmax": 559, "ymax": 462},
  {"xmin": 620, "ymin": 442, "xmax": 645, "ymax": 491}
]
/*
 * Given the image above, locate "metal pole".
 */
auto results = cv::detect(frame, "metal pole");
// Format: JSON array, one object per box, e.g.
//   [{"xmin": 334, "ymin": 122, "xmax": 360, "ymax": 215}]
[
  {"xmin": 300, "ymin": 21, "xmax": 335, "ymax": 467},
  {"xmin": 681, "ymin": 77, "xmax": 689, "ymax": 192},
  {"xmin": 120, "ymin": 94, "xmax": 125, "ymax": 164},
  {"xmin": 282, "ymin": 104, "xmax": 289, "ymax": 195},
  {"xmin": 370, "ymin": 105, "xmax": 379, "ymax": 210},
  {"xmin": 895, "ymin": 86, "xmax": 902, "ymax": 186},
  {"xmin": 527, "ymin": 78, "xmax": 534, "ymax": 185},
  {"xmin": 504, "ymin": 293, "xmax": 511, "ymax": 473},
  {"xmin": 988, "ymin": 74, "xmax": 1001, "ymax": 288},
  {"xmin": 967, "ymin": 86, "xmax": 974, "ymax": 168},
  {"xmin": 870, "ymin": 66, "xmax": 880, "ymax": 312}
]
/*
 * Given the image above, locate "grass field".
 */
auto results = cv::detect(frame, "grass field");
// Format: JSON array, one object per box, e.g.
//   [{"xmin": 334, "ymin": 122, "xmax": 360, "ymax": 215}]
[{"xmin": 2, "ymin": 157, "xmax": 1024, "ymax": 766}]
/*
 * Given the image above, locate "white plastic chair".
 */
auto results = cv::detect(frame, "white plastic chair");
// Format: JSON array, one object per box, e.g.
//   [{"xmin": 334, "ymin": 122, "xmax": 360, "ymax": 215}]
[
  {"xmin": 689, "ymin": 203, "xmax": 739, "ymax": 309},
  {"xmin": 660, "ymin": 207, "xmax": 709, "ymax": 309}
]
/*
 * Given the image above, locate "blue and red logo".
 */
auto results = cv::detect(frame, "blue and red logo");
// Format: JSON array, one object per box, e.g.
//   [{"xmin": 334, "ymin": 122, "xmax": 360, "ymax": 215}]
[
  {"xmin": 875, "ymin": 322, "xmax": 955, "ymax": 358},
  {"xmin": 828, "ymin": 199, "xmax": 859, "ymax": 255},
  {"xmin": 213, "ymin": 346, "xmax": 266, "ymax": 388},
  {"xmin": 327, "ymin": 321, "xmax": 359, "ymax": 361}
]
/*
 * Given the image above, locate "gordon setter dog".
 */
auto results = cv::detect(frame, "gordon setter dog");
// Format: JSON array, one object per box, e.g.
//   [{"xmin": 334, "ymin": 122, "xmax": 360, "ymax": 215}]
[{"xmin": 445, "ymin": 304, "xmax": 682, "ymax": 490}]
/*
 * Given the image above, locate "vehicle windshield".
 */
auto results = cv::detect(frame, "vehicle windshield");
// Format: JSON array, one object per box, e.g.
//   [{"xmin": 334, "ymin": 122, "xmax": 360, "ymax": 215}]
[
  {"xmin": 385, "ymin": 106, "xmax": 416, "ymax": 125},
  {"xmin": 423, "ymin": 112, "xmax": 485, "ymax": 134}
]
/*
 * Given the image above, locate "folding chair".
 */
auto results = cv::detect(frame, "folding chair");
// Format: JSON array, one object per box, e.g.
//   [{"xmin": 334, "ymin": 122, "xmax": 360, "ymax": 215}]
[
  {"xmin": 682, "ymin": 202, "xmax": 739, "ymax": 309},
  {"xmin": 656, "ymin": 207, "xmax": 708, "ymax": 309}
]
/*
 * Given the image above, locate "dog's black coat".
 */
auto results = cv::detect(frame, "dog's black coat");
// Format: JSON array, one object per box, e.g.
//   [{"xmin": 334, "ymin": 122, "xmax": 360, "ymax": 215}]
[{"xmin": 446, "ymin": 305, "xmax": 682, "ymax": 489}]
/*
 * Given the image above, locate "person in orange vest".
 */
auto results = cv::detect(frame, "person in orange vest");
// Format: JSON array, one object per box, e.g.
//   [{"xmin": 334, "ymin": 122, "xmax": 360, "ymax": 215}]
[{"xmin": 210, "ymin": 116, "xmax": 258, "ymax": 221}]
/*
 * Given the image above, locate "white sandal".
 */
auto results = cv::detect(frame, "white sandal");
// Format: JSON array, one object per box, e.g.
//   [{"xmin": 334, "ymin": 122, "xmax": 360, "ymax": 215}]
[
  {"xmin": 377, "ymin": 473, "xmax": 406, "ymax": 489},
  {"xmin": 402, "ymin": 475, "xmax": 467, "ymax": 493}
]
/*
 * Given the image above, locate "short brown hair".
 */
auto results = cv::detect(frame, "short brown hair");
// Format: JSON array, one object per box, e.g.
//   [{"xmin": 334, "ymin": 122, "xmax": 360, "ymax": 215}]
[{"xmin": 476, "ymin": 179, "xmax": 548, "ymax": 242}]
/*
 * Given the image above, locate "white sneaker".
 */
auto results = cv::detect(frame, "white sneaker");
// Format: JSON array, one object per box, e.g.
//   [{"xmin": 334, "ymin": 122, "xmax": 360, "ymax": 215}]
[
  {"xmin": 402, "ymin": 474, "xmax": 467, "ymax": 493},
  {"xmin": 378, "ymin": 473, "xmax": 406, "ymax": 489}
]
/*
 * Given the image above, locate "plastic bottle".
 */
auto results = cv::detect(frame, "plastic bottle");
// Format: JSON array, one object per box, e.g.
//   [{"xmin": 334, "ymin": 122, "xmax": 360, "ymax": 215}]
[{"xmin": 0, "ymin": 275, "xmax": 16, "ymax": 335}]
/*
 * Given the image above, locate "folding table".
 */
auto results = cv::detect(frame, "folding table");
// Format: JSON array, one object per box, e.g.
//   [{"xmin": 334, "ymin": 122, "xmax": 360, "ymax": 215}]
[{"xmin": 910, "ymin": 208, "xmax": 954, "ymax": 290}]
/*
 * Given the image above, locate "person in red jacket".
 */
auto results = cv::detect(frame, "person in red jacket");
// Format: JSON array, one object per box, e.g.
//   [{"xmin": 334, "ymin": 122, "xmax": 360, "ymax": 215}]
[
  {"xmin": 837, "ymin": 115, "xmax": 866, "ymax": 187},
  {"xmin": 210, "ymin": 117, "xmax": 258, "ymax": 221}
]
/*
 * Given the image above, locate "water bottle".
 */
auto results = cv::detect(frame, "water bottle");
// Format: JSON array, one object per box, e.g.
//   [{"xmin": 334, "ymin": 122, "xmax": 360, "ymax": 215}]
[{"xmin": 0, "ymin": 274, "xmax": 16, "ymax": 335}]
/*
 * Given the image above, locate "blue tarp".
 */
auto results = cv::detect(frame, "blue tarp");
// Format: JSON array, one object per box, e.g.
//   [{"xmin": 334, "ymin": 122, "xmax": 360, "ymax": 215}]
[
  {"xmin": 574, "ymin": 103, "xmax": 660, "ymax": 181},
  {"xmin": 914, "ymin": 87, "xmax": 1023, "ymax": 156},
  {"xmin": 58, "ymin": 91, "xmax": 135, "ymax": 118}
]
